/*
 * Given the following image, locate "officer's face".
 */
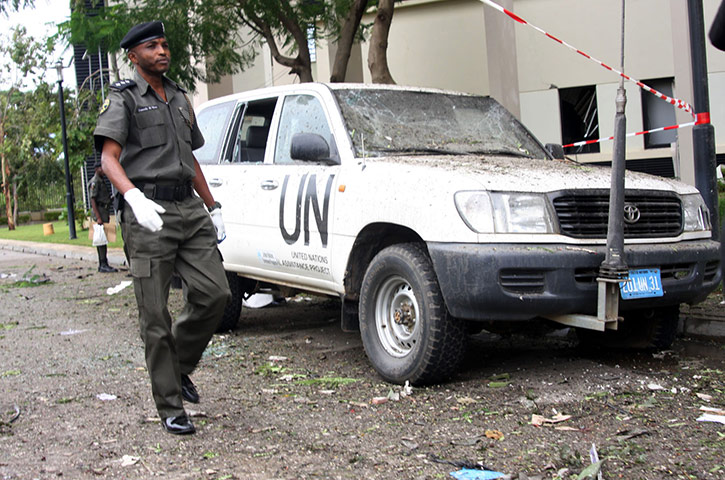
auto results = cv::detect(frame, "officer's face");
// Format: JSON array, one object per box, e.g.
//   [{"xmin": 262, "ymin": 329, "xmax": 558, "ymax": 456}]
[{"xmin": 128, "ymin": 37, "xmax": 171, "ymax": 75}]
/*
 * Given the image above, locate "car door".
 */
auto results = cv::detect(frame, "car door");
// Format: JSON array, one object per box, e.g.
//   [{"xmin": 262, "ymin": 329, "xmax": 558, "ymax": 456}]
[
  {"xmin": 203, "ymin": 96, "xmax": 281, "ymax": 271},
  {"xmin": 245, "ymin": 92, "xmax": 341, "ymax": 293}
]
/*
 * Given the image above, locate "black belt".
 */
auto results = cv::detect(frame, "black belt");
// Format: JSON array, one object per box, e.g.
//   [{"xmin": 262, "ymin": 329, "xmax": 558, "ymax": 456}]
[{"xmin": 138, "ymin": 182, "xmax": 194, "ymax": 201}]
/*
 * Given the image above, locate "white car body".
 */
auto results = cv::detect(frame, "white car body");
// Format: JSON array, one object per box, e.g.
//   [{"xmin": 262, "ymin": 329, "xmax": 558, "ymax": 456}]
[{"xmin": 197, "ymin": 83, "xmax": 720, "ymax": 384}]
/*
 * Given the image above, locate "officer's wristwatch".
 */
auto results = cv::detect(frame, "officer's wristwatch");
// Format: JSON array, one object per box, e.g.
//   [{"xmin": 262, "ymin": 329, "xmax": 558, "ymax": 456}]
[{"xmin": 208, "ymin": 201, "xmax": 222, "ymax": 213}]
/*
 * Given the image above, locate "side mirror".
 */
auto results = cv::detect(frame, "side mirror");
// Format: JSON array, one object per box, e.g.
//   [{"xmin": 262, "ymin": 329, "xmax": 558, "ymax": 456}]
[
  {"xmin": 290, "ymin": 133, "xmax": 338, "ymax": 164},
  {"xmin": 545, "ymin": 143, "xmax": 565, "ymax": 160}
]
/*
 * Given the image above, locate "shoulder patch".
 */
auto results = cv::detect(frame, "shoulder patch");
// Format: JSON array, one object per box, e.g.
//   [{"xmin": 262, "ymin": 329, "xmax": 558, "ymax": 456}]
[
  {"xmin": 99, "ymin": 98, "xmax": 111, "ymax": 115},
  {"xmin": 110, "ymin": 79, "xmax": 136, "ymax": 91}
]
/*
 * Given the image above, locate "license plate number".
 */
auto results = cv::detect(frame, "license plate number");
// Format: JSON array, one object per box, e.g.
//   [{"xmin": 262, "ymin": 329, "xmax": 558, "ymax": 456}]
[{"xmin": 619, "ymin": 268, "xmax": 663, "ymax": 299}]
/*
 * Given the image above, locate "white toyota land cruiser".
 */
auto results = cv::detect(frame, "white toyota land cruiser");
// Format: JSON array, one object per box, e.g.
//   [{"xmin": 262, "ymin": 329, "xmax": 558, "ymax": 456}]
[{"xmin": 196, "ymin": 83, "xmax": 720, "ymax": 385}]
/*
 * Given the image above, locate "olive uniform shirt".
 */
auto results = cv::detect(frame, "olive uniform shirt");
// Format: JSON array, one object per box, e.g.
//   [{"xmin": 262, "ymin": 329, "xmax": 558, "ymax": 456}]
[
  {"xmin": 93, "ymin": 70, "xmax": 204, "ymax": 185},
  {"xmin": 88, "ymin": 173, "xmax": 112, "ymax": 224}
]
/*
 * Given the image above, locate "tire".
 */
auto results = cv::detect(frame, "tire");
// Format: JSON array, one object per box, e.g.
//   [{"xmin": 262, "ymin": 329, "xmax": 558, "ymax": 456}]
[
  {"xmin": 217, "ymin": 271, "xmax": 243, "ymax": 332},
  {"xmin": 359, "ymin": 243, "xmax": 466, "ymax": 385},
  {"xmin": 577, "ymin": 306, "xmax": 679, "ymax": 350}
]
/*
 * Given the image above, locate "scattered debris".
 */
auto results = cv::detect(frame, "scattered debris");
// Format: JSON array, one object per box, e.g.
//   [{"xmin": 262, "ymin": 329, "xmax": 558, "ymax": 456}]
[
  {"xmin": 696, "ymin": 406, "xmax": 725, "ymax": 424},
  {"xmin": 371, "ymin": 397, "xmax": 388, "ymax": 405},
  {"xmin": 187, "ymin": 410, "xmax": 208, "ymax": 418},
  {"xmin": 647, "ymin": 383, "xmax": 665, "ymax": 391},
  {"xmin": 614, "ymin": 429, "xmax": 649, "ymax": 441},
  {"xmin": 0, "ymin": 273, "xmax": 17, "ymax": 279},
  {"xmin": 485, "ymin": 429, "xmax": 504, "ymax": 440},
  {"xmin": 530, "ymin": 413, "xmax": 572, "ymax": 427},
  {"xmin": 120, "ymin": 455, "xmax": 140, "ymax": 467},
  {"xmin": 696, "ymin": 393, "xmax": 713, "ymax": 402},
  {"xmin": 60, "ymin": 329, "xmax": 88, "ymax": 336},
  {"xmin": 106, "ymin": 280, "xmax": 132, "ymax": 295},
  {"xmin": 583, "ymin": 443, "xmax": 604, "ymax": 480},
  {"xmin": 449, "ymin": 468, "xmax": 506, "ymax": 480},
  {"xmin": 401, "ymin": 438, "xmax": 419, "ymax": 450},
  {"xmin": 457, "ymin": 396, "xmax": 478, "ymax": 405},
  {"xmin": 268, "ymin": 355, "xmax": 288, "ymax": 362},
  {"xmin": 96, "ymin": 393, "xmax": 117, "ymax": 401}
]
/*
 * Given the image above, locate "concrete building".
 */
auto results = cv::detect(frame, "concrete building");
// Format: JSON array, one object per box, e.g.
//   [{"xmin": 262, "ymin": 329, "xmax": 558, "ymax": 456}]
[{"xmin": 193, "ymin": 0, "xmax": 725, "ymax": 184}]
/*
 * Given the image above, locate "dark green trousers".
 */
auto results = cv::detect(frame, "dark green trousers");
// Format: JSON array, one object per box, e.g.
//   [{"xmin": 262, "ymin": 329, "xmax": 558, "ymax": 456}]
[{"xmin": 121, "ymin": 195, "xmax": 231, "ymax": 419}]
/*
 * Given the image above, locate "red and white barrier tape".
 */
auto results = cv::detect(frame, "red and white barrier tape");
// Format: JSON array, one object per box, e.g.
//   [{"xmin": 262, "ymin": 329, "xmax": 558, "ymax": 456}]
[
  {"xmin": 562, "ymin": 121, "xmax": 696, "ymax": 148},
  {"xmin": 477, "ymin": 0, "xmax": 713, "ymax": 145},
  {"xmin": 478, "ymin": 0, "xmax": 697, "ymax": 119}
]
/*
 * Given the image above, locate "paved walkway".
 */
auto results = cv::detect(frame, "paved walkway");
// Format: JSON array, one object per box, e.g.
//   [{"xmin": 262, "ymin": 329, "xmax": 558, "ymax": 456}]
[{"xmin": 0, "ymin": 238, "xmax": 723, "ymax": 339}]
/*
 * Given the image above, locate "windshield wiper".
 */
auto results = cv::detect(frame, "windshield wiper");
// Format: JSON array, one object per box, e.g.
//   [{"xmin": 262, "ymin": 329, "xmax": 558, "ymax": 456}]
[
  {"xmin": 374, "ymin": 147, "xmax": 464, "ymax": 156},
  {"xmin": 467, "ymin": 149, "xmax": 534, "ymax": 158}
]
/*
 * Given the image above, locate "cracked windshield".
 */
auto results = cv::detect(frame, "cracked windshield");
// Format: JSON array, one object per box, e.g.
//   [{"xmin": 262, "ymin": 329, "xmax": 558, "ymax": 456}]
[{"xmin": 333, "ymin": 88, "xmax": 548, "ymax": 159}]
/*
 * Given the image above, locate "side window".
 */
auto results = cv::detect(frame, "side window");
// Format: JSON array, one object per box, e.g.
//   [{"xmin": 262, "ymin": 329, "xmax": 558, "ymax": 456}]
[
  {"xmin": 274, "ymin": 94, "xmax": 337, "ymax": 165},
  {"xmin": 230, "ymin": 97, "xmax": 278, "ymax": 163},
  {"xmin": 194, "ymin": 100, "xmax": 236, "ymax": 164}
]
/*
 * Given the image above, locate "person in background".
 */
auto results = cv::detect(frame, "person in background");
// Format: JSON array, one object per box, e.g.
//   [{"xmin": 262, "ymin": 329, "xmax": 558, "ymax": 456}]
[
  {"xmin": 93, "ymin": 21, "xmax": 231, "ymax": 435},
  {"xmin": 88, "ymin": 160, "xmax": 118, "ymax": 273}
]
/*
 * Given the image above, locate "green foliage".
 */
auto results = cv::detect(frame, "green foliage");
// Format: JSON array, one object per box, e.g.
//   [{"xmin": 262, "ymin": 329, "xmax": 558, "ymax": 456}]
[
  {"xmin": 0, "ymin": 0, "xmax": 33, "ymax": 16},
  {"xmin": 43, "ymin": 211, "xmax": 61, "ymax": 221},
  {"xmin": 59, "ymin": 0, "xmax": 375, "ymax": 89},
  {"xmin": 1, "ymin": 26, "xmax": 94, "ymax": 224}
]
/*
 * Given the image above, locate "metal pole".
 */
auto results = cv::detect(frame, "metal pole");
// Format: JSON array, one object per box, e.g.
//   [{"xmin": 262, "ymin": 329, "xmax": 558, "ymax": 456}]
[
  {"xmin": 688, "ymin": 0, "xmax": 718, "ymax": 240},
  {"xmin": 56, "ymin": 62, "xmax": 76, "ymax": 240},
  {"xmin": 597, "ymin": 0, "xmax": 628, "ymax": 321}
]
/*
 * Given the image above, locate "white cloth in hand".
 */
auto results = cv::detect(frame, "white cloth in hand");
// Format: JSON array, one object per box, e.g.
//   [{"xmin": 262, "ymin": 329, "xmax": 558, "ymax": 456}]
[
  {"xmin": 124, "ymin": 188, "xmax": 165, "ymax": 232},
  {"xmin": 210, "ymin": 208, "xmax": 226, "ymax": 243}
]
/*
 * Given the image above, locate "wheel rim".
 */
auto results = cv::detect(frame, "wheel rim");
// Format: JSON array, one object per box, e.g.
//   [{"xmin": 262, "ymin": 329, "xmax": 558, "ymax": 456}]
[{"xmin": 374, "ymin": 275, "xmax": 421, "ymax": 358}]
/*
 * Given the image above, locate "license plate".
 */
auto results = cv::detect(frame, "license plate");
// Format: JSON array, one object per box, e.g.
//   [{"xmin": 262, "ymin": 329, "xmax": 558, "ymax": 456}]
[{"xmin": 619, "ymin": 268, "xmax": 663, "ymax": 299}]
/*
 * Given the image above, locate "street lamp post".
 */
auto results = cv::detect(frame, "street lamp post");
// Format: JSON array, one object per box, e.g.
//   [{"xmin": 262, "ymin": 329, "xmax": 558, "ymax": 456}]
[{"xmin": 55, "ymin": 61, "xmax": 76, "ymax": 239}]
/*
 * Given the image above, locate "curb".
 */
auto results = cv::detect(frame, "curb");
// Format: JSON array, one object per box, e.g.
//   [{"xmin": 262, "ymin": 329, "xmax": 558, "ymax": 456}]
[{"xmin": 0, "ymin": 238, "xmax": 127, "ymax": 268}]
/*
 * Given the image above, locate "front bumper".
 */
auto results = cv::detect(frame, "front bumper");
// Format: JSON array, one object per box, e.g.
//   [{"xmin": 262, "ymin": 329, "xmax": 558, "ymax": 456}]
[{"xmin": 428, "ymin": 240, "xmax": 721, "ymax": 321}]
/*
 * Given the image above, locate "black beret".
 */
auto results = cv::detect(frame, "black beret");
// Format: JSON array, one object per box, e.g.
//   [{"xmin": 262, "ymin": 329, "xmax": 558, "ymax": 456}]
[{"xmin": 120, "ymin": 21, "xmax": 165, "ymax": 50}]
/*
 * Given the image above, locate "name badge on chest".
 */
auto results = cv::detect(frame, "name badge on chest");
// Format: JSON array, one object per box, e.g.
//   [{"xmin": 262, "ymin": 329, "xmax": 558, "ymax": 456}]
[{"xmin": 137, "ymin": 105, "xmax": 159, "ymax": 113}]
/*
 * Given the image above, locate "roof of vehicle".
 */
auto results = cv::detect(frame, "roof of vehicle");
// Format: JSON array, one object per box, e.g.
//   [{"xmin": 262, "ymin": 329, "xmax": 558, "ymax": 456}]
[{"xmin": 197, "ymin": 82, "xmax": 482, "ymax": 110}]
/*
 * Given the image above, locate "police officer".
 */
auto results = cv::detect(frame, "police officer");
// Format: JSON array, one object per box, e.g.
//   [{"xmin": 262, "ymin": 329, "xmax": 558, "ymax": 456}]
[
  {"xmin": 94, "ymin": 21, "xmax": 231, "ymax": 435},
  {"xmin": 88, "ymin": 160, "xmax": 118, "ymax": 273}
]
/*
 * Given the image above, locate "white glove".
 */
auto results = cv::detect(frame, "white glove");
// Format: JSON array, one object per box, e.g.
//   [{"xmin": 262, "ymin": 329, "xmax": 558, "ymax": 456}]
[
  {"xmin": 124, "ymin": 188, "xmax": 165, "ymax": 232},
  {"xmin": 210, "ymin": 208, "xmax": 226, "ymax": 243}
]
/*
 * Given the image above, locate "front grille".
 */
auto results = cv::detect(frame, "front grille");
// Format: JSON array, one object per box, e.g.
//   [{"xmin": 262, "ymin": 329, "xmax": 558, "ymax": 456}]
[{"xmin": 552, "ymin": 191, "xmax": 682, "ymax": 239}]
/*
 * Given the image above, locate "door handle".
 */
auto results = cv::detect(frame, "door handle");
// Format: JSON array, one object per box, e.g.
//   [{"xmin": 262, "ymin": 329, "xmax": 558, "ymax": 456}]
[
  {"xmin": 261, "ymin": 180, "xmax": 279, "ymax": 190},
  {"xmin": 208, "ymin": 178, "xmax": 223, "ymax": 188}
]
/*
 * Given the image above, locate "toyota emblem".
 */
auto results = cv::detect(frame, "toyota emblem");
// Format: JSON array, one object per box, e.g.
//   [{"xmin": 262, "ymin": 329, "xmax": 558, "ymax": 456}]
[{"xmin": 623, "ymin": 203, "xmax": 641, "ymax": 224}]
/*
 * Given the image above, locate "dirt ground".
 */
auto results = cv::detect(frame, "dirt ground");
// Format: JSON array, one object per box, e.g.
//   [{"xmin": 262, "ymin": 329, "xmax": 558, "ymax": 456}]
[{"xmin": 1, "ymin": 249, "xmax": 724, "ymax": 480}]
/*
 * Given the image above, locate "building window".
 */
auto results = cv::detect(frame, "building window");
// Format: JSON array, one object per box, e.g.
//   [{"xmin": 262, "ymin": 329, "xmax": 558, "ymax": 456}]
[
  {"xmin": 641, "ymin": 78, "xmax": 676, "ymax": 149},
  {"xmin": 560, "ymin": 85, "xmax": 600, "ymax": 154}
]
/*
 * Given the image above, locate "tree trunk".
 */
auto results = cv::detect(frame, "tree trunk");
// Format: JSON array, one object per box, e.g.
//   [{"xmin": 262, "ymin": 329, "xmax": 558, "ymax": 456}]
[
  {"xmin": 11, "ymin": 181, "xmax": 17, "ymax": 227},
  {"xmin": 1, "ymin": 152, "xmax": 15, "ymax": 231},
  {"xmin": 329, "ymin": 0, "xmax": 369, "ymax": 82},
  {"xmin": 368, "ymin": 0, "xmax": 396, "ymax": 85}
]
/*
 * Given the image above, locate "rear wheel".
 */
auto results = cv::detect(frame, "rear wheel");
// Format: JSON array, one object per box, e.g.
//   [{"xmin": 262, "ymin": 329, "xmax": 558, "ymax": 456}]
[
  {"xmin": 217, "ymin": 271, "xmax": 244, "ymax": 332},
  {"xmin": 359, "ymin": 243, "xmax": 466, "ymax": 385},
  {"xmin": 577, "ymin": 306, "xmax": 680, "ymax": 350}
]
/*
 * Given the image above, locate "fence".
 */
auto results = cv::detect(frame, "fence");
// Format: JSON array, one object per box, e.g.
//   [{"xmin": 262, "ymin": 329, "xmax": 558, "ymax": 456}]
[{"xmin": 0, "ymin": 181, "xmax": 80, "ymax": 216}]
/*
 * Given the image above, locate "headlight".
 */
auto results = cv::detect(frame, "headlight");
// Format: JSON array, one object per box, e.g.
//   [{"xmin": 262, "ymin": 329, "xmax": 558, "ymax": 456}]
[
  {"xmin": 682, "ymin": 193, "xmax": 711, "ymax": 232},
  {"xmin": 455, "ymin": 191, "xmax": 556, "ymax": 233}
]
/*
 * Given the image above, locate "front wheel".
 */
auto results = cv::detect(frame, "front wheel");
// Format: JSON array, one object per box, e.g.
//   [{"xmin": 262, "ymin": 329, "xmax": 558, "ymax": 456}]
[{"xmin": 359, "ymin": 243, "xmax": 466, "ymax": 385}]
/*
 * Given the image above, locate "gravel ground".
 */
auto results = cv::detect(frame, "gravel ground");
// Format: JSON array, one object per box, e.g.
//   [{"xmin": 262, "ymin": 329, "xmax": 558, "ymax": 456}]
[{"xmin": 1, "ymin": 249, "xmax": 724, "ymax": 480}]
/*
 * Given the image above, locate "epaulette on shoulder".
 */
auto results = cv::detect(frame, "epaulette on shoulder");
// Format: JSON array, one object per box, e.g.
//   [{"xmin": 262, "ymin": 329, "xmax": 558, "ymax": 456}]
[{"xmin": 110, "ymin": 79, "xmax": 136, "ymax": 91}]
